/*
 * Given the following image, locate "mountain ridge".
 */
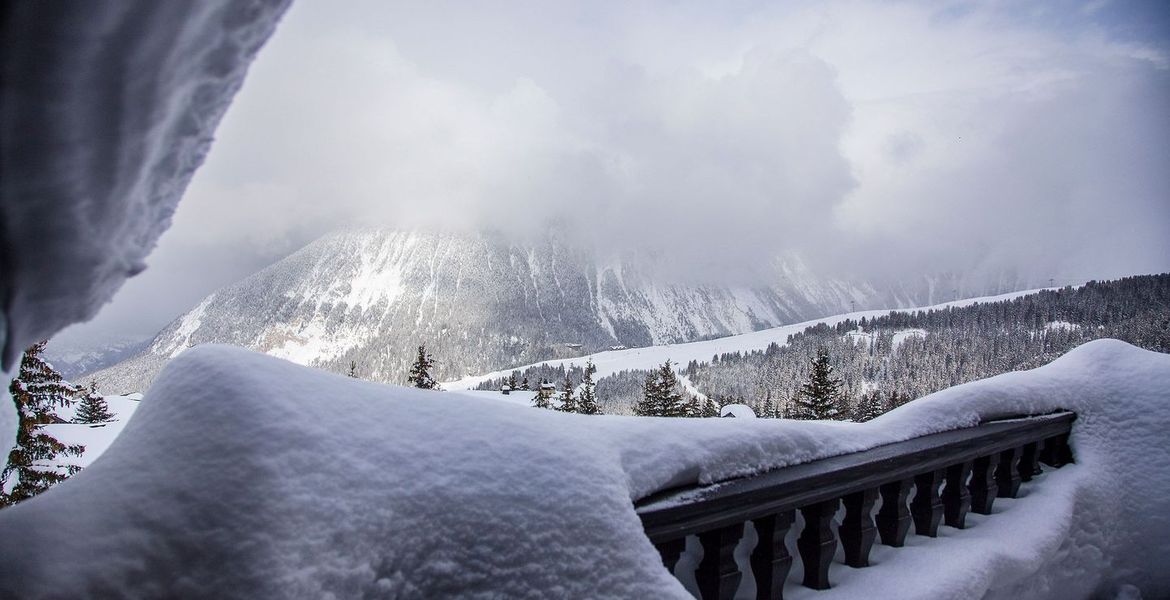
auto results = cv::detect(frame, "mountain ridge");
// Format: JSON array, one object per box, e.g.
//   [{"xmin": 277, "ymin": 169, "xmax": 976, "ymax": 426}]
[{"xmin": 89, "ymin": 228, "xmax": 1037, "ymax": 393}]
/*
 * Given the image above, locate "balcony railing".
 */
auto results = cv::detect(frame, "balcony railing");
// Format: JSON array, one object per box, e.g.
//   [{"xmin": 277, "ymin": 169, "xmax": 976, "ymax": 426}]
[{"xmin": 635, "ymin": 411, "xmax": 1076, "ymax": 599}]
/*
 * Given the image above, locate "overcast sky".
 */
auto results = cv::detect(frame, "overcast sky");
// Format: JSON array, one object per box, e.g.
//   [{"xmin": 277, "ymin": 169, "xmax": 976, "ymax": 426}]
[{"xmin": 59, "ymin": 0, "xmax": 1170, "ymax": 345}]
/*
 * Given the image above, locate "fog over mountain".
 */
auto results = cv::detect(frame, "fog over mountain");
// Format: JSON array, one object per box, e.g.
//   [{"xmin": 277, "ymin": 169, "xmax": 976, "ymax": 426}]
[
  {"xmin": 89, "ymin": 228, "xmax": 1042, "ymax": 392},
  {"xmin": 63, "ymin": 0, "xmax": 1170, "ymax": 344}
]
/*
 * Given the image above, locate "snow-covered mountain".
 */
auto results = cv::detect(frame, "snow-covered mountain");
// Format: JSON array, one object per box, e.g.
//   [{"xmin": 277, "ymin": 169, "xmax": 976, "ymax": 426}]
[
  {"xmin": 90, "ymin": 228, "xmax": 1034, "ymax": 393},
  {"xmin": 43, "ymin": 335, "xmax": 150, "ymax": 381}
]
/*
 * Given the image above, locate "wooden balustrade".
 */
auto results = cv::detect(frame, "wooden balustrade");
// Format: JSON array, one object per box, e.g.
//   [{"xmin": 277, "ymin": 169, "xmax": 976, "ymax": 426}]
[{"xmin": 636, "ymin": 412, "xmax": 1075, "ymax": 599}]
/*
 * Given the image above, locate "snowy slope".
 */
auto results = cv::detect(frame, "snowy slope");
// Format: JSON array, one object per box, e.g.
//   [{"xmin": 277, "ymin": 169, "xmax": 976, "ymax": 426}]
[
  {"xmin": 447, "ymin": 286, "xmax": 1061, "ymax": 389},
  {"xmin": 0, "ymin": 340, "xmax": 1166, "ymax": 598},
  {"xmin": 90, "ymin": 228, "xmax": 1039, "ymax": 393},
  {"xmin": 41, "ymin": 395, "xmax": 142, "ymax": 469}
]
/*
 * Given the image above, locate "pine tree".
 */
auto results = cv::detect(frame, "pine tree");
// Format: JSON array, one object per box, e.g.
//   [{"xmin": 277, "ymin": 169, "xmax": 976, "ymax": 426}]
[
  {"xmin": 347, "ymin": 361, "xmax": 358, "ymax": 378},
  {"xmin": 577, "ymin": 360, "xmax": 601, "ymax": 415},
  {"xmin": 701, "ymin": 397, "xmax": 720, "ymax": 417},
  {"xmin": 507, "ymin": 372, "xmax": 519, "ymax": 390},
  {"xmin": 557, "ymin": 373, "xmax": 577, "ymax": 413},
  {"xmin": 520, "ymin": 377, "xmax": 531, "ymax": 391},
  {"xmin": 656, "ymin": 360, "xmax": 687, "ymax": 417},
  {"xmin": 406, "ymin": 345, "xmax": 439, "ymax": 390},
  {"xmin": 1, "ymin": 342, "xmax": 85, "ymax": 506},
  {"xmin": 853, "ymin": 390, "xmax": 885, "ymax": 423},
  {"xmin": 635, "ymin": 360, "xmax": 687, "ymax": 417},
  {"xmin": 793, "ymin": 348, "xmax": 843, "ymax": 420},
  {"xmin": 74, "ymin": 380, "xmax": 114, "ymax": 425},
  {"xmin": 761, "ymin": 391, "xmax": 776, "ymax": 419},
  {"xmin": 634, "ymin": 371, "xmax": 662, "ymax": 416}
]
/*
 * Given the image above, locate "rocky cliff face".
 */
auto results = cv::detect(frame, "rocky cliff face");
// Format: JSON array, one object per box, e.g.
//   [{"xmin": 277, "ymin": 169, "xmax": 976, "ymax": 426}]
[{"xmin": 90, "ymin": 228, "xmax": 1032, "ymax": 392}]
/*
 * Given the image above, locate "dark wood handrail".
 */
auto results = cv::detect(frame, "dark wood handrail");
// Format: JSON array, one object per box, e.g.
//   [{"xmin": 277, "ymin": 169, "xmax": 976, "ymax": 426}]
[{"xmin": 635, "ymin": 411, "xmax": 1076, "ymax": 599}]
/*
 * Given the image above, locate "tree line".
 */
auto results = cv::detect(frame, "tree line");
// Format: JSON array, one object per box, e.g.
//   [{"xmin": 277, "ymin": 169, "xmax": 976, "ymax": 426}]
[{"xmin": 689, "ymin": 274, "xmax": 1169, "ymax": 419}]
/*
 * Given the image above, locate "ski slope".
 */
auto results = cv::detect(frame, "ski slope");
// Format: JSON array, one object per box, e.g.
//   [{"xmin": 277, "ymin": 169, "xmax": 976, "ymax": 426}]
[{"xmin": 446, "ymin": 286, "xmax": 1064, "ymax": 390}]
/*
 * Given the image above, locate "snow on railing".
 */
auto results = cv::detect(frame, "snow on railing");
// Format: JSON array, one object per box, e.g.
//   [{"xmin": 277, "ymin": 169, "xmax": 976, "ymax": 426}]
[{"xmin": 635, "ymin": 412, "xmax": 1075, "ymax": 599}]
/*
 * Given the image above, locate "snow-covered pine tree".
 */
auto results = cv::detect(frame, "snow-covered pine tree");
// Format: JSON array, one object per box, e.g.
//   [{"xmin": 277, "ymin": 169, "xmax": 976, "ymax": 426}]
[
  {"xmin": 701, "ymin": 397, "xmax": 719, "ymax": 417},
  {"xmin": 557, "ymin": 373, "xmax": 577, "ymax": 413},
  {"xmin": 347, "ymin": 361, "xmax": 358, "ymax": 378},
  {"xmin": 577, "ymin": 360, "xmax": 601, "ymax": 415},
  {"xmin": 74, "ymin": 380, "xmax": 114, "ymax": 425},
  {"xmin": 406, "ymin": 345, "xmax": 439, "ymax": 390},
  {"xmin": 507, "ymin": 372, "xmax": 519, "ymax": 390},
  {"xmin": 520, "ymin": 377, "xmax": 531, "ymax": 391},
  {"xmin": 634, "ymin": 370, "xmax": 662, "ymax": 416},
  {"xmin": 793, "ymin": 348, "xmax": 843, "ymax": 420},
  {"xmin": 854, "ymin": 390, "xmax": 885, "ymax": 423},
  {"xmin": 656, "ymin": 360, "xmax": 687, "ymax": 417},
  {"xmin": 1, "ymin": 342, "xmax": 85, "ymax": 506},
  {"xmin": 761, "ymin": 392, "xmax": 776, "ymax": 419}
]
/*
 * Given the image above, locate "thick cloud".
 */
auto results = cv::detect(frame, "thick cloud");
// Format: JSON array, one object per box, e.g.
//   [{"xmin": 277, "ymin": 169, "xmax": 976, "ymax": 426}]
[{"xmin": 73, "ymin": 0, "xmax": 1170, "ymax": 339}]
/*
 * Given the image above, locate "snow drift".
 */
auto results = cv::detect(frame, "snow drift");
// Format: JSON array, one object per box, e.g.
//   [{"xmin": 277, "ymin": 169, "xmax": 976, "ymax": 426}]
[
  {"xmin": 0, "ymin": 0, "xmax": 290, "ymax": 444},
  {"xmin": 0, "ymin": 339, "xmax": 1165, "ymax": 598}
]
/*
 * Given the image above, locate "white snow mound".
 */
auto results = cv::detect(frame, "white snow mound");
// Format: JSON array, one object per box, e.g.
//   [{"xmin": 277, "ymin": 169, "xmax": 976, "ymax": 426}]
[{"xmin": 0, "ymin": 339, "xmax": 1166, "ymax": 598}]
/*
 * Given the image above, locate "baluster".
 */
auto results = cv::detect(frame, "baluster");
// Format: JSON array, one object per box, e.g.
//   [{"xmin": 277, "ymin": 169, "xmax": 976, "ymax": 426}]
[
  {"xmin": 942, "ymin": 461, "xmax": 972, "ymax": 529},
  {"xmin": 839, "ymin": 489, "xmax": 878, "ymax": 567},
  {"xmin": 876, "ymin": 479, "xmax": 912, "ymax": 547},
  {"xmin": 1039, "ymin": 433, "xmax": 1073, "ymax": 467},
  {"xmin": 697, "ymin": 524, "xmax": 745, "ymax": 600},
  {"xmin": 750, "ymin": 511, "xmax": 794, "ymax": 600},
  {"xmin": 657, "ymin": 538, "xmax": 686, "ymax": 573},
  {"xmin": 996, "ymin": 447, "xmax": 1022, "ymax": 498},
  {"xmin": 1038, "ymin": 436, "xmax": 1057, "ymax": 466},
  {"xmin": 968, "ymin": 453, "xmax": 999, "ymax": 515},
  {"xmin": 1056, "ymin": 432, "xmax": 1074, "ymax": 466},
  {"xmin": 910, "ymin": 470, "xmax": 944, "ymax": 537},
  {"xmin": 1019, "ymin": 442, "xmax": 1042, "ymax": 482},
  {"xmin": 798, "ymin": 499, "xmax": 839, "ymax": 590}
]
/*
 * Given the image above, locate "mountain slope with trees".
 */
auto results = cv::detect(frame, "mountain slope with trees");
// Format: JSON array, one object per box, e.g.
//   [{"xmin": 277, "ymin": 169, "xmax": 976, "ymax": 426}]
[
  {"xmin": 475, "ymin": 274, "xmax": 1169, "ymax": 417},
  {"xmin": 88, "ymin": 228, "xmax": 1039, "ymax": 393}
]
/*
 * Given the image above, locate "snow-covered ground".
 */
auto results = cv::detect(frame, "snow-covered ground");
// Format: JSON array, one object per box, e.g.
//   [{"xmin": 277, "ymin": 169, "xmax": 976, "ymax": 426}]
[
  {"xmin": 0, "ymin": 339, "xmax": 1165, "ymax": 598},
  {"xmin": 41, "ymin": 395, "xmax": 142, "ymax": 470},
  {"xmin": 447, "ymin": 287, "xmax": 1058, "ymax": 389}
]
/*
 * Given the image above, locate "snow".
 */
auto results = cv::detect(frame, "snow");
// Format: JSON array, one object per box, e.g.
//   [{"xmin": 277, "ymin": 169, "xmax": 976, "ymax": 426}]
[
  {"xmin": 446, "ymin": 388, "xmax": 537, "ymax": 409},
  {"xmin": 265, "ymin": 319, "xmax": 367, "ymax": 365},
  {"xmin": 0, "ymin": 1, "xmax": 289, "ymax": 449},
  {"xmin": 41, "ymin": 396, "xmax": 142, "ymax": 469},
  {"xmin": 720, "ymin": 404, "xmax": 757, "ymax": 418},
  {"xmin": 891, "ymin": 328, "xmax": 928, "ymax": 351},
  {"xmin": 158, "ymin": 294, "xmax": 215, "ymax": 358},
  {"xmin": 446, "ymin": 287, "xmax": 1062, "ymax": 390},
  {"xmin": 0, "ymin": 339, "xmax": 1165, "ymax": 598},
  {"xmin": 1045, "ymin": 320, "xmax": 1081, "ymax": 332}
]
